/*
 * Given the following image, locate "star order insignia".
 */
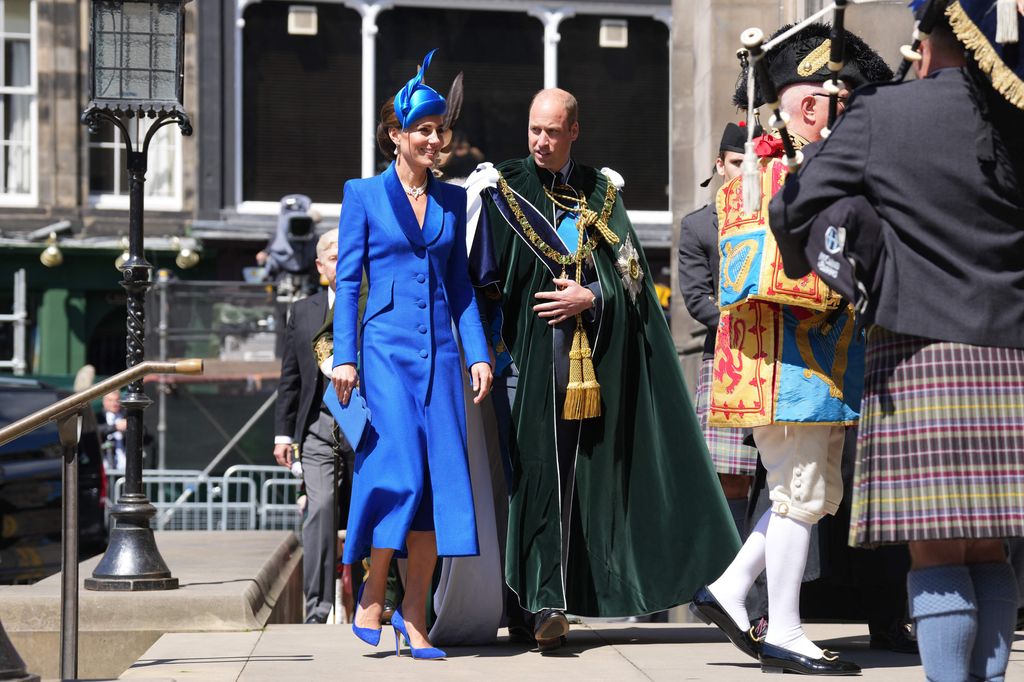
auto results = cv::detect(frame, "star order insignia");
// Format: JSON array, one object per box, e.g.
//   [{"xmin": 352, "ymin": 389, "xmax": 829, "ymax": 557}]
[{"xmin": 615, "ymin": 235, "xmax": 644, "ymax": 303}]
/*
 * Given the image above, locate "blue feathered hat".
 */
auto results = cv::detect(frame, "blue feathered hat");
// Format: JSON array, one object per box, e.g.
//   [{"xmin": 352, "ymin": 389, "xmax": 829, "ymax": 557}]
[
  {"xmin": 394, "ymin": 49, "xmax": 447, "ymax": 129},
  {"xmin": 912, "ymin": 0, "xmax": 1024, "ymax": 109}
]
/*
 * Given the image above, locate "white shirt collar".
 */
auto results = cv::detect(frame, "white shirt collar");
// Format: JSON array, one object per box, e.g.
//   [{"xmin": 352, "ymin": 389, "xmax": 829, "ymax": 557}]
[{"xmin": 327, "ymin": 287, "xmax": 335, "ymax": 308}]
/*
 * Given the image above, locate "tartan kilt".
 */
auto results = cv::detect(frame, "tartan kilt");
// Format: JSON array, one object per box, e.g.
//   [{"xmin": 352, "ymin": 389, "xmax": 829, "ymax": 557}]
[
  {"xmin": 849, "ymin": 327, "xmax": 1024, "ymax": 546},
  {"xmin": 695, "ymin": 357, "xmax": 758, "ymax": 476}
]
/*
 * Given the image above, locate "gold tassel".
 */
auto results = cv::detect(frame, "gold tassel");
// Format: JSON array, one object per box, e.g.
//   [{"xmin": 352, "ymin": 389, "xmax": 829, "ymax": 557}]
[
  {"xmin": 948, "ymin": 1, "xmax": 1024, "ymax": 110},
  {"xmin": 560, "ymin": 205, "xmax": 602, "ymax": 420},
  {"xmin": 563, "ymin": 315, "xmax": 601, "ymax": 420}
]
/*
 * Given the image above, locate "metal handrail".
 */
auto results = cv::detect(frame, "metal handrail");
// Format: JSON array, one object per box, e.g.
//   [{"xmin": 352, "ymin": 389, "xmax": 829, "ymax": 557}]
[
  {"xmin": 0, "ymin": 358, "xmax": 202, "ymax": 680},
  {"xmin": 0, "ymin": 359, "xmax": 202, "ymax": 448}
]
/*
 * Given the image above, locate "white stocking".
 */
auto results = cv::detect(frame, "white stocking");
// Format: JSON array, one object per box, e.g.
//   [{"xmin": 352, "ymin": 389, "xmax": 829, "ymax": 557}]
[
  {"xmin": 708, "ymin": 508, "xmax": 770, "ymax": 629},
  {"xmin": 765, "ymin": 512, "xmax": 822, "ymax": 659}
]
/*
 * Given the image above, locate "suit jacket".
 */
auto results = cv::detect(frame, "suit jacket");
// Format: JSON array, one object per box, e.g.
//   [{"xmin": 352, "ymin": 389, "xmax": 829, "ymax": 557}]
[
  {"xmin": 770, "ymin": 67, "xmax": 1024, "ymax": 349},
  {"xmin": 677, "ymin": 202, "xmax": 720, "ymax": 359},
  {"xmin": 275, "ymin": 289, "xmax": 330, "ymax": 444}
]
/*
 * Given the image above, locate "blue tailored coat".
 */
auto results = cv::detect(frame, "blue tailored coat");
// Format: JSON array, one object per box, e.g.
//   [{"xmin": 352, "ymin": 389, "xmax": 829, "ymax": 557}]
[{"xmin": 334, "ymin": 162, "xmax": 491, "ymax": 563}]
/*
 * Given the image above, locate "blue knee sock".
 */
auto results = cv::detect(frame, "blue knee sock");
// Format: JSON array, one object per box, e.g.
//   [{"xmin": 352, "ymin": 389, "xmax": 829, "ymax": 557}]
[
  {"xmin": 908, "ymin": 565, "xmax": 978, "ymax": 682},
  {"xmin": 968, "ymin": 562, "xmax": 1018, "ymax": 682}
]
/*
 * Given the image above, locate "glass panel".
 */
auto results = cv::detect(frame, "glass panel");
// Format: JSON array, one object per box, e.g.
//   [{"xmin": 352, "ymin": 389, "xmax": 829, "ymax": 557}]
[
  {"xmin": 94, "ymin": 3, "xmax": 120, "ymax": 33},
  {"xmin": 150, "ymin": 69, "xmax": 174, "ymax": 101},
  {"xmin": 94, "ymin": 67, "xmax": 122, "ymax": 99},
  {"xmin": 122, "ymin": 2, "xmax": 153, "ymax": 34},
  {"xmin": 121, "ymin": 114, "xmax": 138, "ymax": 145},
  {"xmin": 123, "ymin": 32, "xmax": 151, "ymax": 71},
  {"xmin": 118, "ymin": 152, "xmax": 128, "ymax": 193},
  {"xmin": 4, "ymin": 40, "xmax": 30, "ymax": 88},
  {"xmin": 122, "ymin": 68, "xmax": 150, "ymax": 99},
  {"xmin": 153, "ymin": 3, "xmax": 179, "ymax": 35},
  {"xmin": 5, "ymin": 0, "xmax": 31, "ymax": 35},
  {"xmin": 151, "ymin": 35, "xmax": 175, "ymax": 73},
  {"xmin": 146, "ymin": 123, "xmax": 172, "ymax": 197},
  {"xmin": 94, "ymin": 32, "xmax": 120, "ymax": 68},
  {"xmin": 4, "ymin": 94, "xmax": 30, "ymax": 144},
  {"xmin": 3, "ymin": 146, "xmax": 29, "ymax": 193},
  {"xmin": 3, "ymin": 93, "xmax": 32, "ymax": 195},
  {"xmin": 88, "ymin": 144, "xmax": 115, "ymax": 194}
]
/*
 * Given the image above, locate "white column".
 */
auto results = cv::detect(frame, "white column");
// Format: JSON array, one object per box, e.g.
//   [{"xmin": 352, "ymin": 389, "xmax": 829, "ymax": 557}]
[
  {"xmin": 346, "ymin": 1, "xmax": 393, "ymax": 179},
  {"xmin": 528, "ymin": 7, "xmax": 575, "ymax": 89}
]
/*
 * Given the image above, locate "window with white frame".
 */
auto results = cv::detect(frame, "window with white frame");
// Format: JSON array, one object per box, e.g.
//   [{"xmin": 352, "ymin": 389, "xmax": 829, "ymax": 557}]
[
  {"xmin": 0, "ymin": 0, "xmax": 36, "ymax": 204},
  {"xmin": 88, "ymin": 114, "xmax": 182, "ymax": 210}
]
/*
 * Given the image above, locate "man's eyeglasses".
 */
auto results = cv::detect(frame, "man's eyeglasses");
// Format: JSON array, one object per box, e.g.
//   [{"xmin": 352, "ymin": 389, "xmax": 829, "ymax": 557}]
[{"xmin": 813, "ymin": 93, "xmax": 849, "ymax": 106}]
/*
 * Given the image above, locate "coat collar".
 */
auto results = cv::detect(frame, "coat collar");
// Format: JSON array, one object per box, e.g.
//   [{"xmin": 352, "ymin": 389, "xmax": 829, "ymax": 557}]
[{"xmin": 383, "ymin": 163, "xmax": 444, "ymax": 247}]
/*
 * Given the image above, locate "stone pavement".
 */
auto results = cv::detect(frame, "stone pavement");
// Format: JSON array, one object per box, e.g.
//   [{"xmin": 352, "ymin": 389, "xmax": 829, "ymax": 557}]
[{"xmin": 116, "ymin": 622, "xmax": 1024, "ymax": 681}]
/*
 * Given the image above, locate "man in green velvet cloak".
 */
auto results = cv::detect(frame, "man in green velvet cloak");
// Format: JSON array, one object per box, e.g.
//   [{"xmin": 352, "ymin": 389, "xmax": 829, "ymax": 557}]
[{"xmin": 466, "ymin": 89, "xmax": 740, "ymax": 650}]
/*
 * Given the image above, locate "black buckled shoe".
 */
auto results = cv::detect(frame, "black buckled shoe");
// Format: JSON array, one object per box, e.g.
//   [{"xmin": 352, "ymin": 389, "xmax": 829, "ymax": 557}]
[
  {"xmin": 689, "ymin": 586, "xmax": 761, "ymax": 660},
  {"xmin": 759, "ymin": 642, "xmax": 861, "ymax": 675}
]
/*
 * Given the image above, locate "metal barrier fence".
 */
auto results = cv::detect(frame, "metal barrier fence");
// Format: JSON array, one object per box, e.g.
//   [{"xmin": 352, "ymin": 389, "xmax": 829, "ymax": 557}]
[{"xmin": 106, "ymin": 466, "xmax": 302, "ymax": 532}]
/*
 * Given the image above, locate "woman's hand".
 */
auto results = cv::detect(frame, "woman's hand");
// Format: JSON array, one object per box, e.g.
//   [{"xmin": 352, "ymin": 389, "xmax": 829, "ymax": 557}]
[
  {"xmin": 470, "ymin": 362, "xmax": 493, "ymax": 404},
  {"xmin": 332, "ymin": 363, "xmax": 359, "ymax": 406}
]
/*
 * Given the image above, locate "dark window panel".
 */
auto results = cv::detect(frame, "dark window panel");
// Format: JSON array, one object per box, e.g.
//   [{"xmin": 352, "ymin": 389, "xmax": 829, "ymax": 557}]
[
  {"xmin": 375, "ymin": 8, "xmax": 543, "ymax": 175},
  {"xmin": 242, "ymin": 3, "xmax": 361, "ymax": 203},
  {"xmin": 558, "ymin": 15, "xmax": 669, "ymax": 210},
  {"xmin": 89, "ymin": 144, "xmax": 116, "ymax": 194}
]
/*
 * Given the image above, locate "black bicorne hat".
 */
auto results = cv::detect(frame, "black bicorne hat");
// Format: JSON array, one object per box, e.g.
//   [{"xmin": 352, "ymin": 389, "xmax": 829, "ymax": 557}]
[{"xmin": 733, "ymin": 22, "xmax": 895, "ymax": 108}]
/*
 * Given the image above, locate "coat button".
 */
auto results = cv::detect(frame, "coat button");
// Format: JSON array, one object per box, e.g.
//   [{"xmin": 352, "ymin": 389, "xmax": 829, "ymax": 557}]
[
  {"xmin": 417, "ymin": 324, "xmax": 427, "ymax": 334},
  {"xmin": 416, "ymin": 300, "xmax": 426, "ymax": 309},
  {"xmin": 416, "ymin": 273, "xmax": 426, "ymax": 283},
  {"xmin": 418, "ymin": 349, "xmax": 429, "ymax": 359}
]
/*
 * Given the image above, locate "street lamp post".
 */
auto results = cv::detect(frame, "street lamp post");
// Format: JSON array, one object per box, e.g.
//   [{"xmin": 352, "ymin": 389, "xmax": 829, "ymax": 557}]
[{"xmin": 81, "ymin": 0, "xmax": 192, "ymax": 592}]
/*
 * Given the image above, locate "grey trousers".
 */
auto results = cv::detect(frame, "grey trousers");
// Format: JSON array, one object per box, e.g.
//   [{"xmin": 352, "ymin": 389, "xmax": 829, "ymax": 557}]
[{"xmin": 301, "ymin": 432, "xmax": 338, "ymax": 621}]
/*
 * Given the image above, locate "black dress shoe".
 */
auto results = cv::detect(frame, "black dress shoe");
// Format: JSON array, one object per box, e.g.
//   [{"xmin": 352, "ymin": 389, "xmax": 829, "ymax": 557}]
[
  {"xmin": 303, "ymin": 613, "xmax": 327, "ymax": 624},
  {"xmin": 689, "ymin": 586, "xmax": 761, "ymax": 660},
  {"xmin": 869, "ymin": 621, "xmax": 917, "ymax": 654},
  {"xmin": 759, "ymin": 642, "xmax": 861, "ymax": 675},
  {"xmin": 533, "ymin": 609, "xmax": 570, "ymax": 645}
]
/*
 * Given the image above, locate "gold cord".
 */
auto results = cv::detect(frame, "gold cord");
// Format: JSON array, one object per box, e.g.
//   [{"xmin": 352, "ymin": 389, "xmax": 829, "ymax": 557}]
[{"xmin": 496, "ymin": 172, "xmax": 618, "ymax": 420}]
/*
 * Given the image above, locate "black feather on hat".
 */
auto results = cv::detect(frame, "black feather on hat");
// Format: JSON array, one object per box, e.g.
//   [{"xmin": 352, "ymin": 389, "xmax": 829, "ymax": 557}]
[{"xmin": 733, "ymin": 22, "xmax": 894, "ymax": 108}]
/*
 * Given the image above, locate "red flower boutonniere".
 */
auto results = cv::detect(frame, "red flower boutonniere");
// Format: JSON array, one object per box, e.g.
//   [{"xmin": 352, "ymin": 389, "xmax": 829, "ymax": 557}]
[{"xmin": 753, "ymin": 134, "xmax": 784, "ymax": 159}]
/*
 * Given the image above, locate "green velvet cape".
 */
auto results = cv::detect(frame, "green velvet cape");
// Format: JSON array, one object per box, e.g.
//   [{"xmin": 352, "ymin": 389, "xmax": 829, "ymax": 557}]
[{"xmin": 482, "ymin": 157, "xmax": 740, "ymax": 616}]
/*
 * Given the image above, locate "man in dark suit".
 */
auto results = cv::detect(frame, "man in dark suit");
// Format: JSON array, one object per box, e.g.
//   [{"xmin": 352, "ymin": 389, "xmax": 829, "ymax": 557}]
[
  {"xmin": 97, "ymin": 390, "xmax": 153, "ymax": 471},
  {"xmin": 769, "ymin": 3, "xmax": 1024, "ymax": 679},
  {"xmin": 97, "ymin": 390, "xmax": 128, "ymax": 471},
  {"xmin": 678, "ymin": 121, "xmax": 761, "ymax": 533},
  {"xmin": 273, "ymin": 228, "xmax": 352, "ymax": 624}
]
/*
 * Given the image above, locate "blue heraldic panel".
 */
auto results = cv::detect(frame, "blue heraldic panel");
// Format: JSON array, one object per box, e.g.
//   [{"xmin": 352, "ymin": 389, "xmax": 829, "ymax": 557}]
[
  {"xmin": 718, "ymin": 230, "xmax": 766, "ymax": 310},
  {"xmin": 774, "ymin": 305, "xmax": 864, "ymax": 424}
]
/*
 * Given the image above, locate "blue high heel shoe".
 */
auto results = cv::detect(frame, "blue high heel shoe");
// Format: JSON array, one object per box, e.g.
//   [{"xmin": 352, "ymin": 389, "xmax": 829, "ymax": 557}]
[
  {"xmin": 351, "ymin": 583, "xmax": 382, "ymax": 647},
  {"xmin": 391, "ymin": 608, "xmax": 446, "ymax": 660}
]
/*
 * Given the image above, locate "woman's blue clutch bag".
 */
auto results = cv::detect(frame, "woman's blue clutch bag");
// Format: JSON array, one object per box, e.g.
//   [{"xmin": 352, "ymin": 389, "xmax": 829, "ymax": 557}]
[{"xmin": 322, "ymin": 385, "xmax": 371, "ymax": 449}]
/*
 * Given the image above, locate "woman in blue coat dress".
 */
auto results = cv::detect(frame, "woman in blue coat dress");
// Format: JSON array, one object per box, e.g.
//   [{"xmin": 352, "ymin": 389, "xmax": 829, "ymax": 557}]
[{"xmin": 332, "ymin": 50, "xmax": 493, "ymax": 659}]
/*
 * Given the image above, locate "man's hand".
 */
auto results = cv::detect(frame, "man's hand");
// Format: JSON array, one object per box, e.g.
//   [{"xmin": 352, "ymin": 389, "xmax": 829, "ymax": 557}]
[
  {"xmin": 332, "ymin": 363, "xmax": 359, "ymax": 406},
  {"xmin": 273, "ymin": 443, "xmax": 293, "ymax": 468},
  {"xmin": 114, "ymin": 418, "xmax": 127, "ymax": 432},
  {"xmin": 533, "ymin": 278, "xmax": 596, "ymax": 325},
  {"xmin": 470, "ymin": 362, "xmax": 493, "ymax": 404}
]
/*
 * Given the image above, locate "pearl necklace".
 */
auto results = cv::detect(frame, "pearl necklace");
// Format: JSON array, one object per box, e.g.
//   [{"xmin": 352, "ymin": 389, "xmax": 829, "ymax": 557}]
[{"xmin": 402, "ymin": 177, "xmax": 428, "ymax": 199}]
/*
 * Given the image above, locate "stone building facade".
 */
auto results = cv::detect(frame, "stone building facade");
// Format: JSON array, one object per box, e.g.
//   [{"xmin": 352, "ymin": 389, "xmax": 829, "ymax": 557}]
[{"xmin": 0, "ymin": 0, "xmax": 910, "ymax": 379}]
